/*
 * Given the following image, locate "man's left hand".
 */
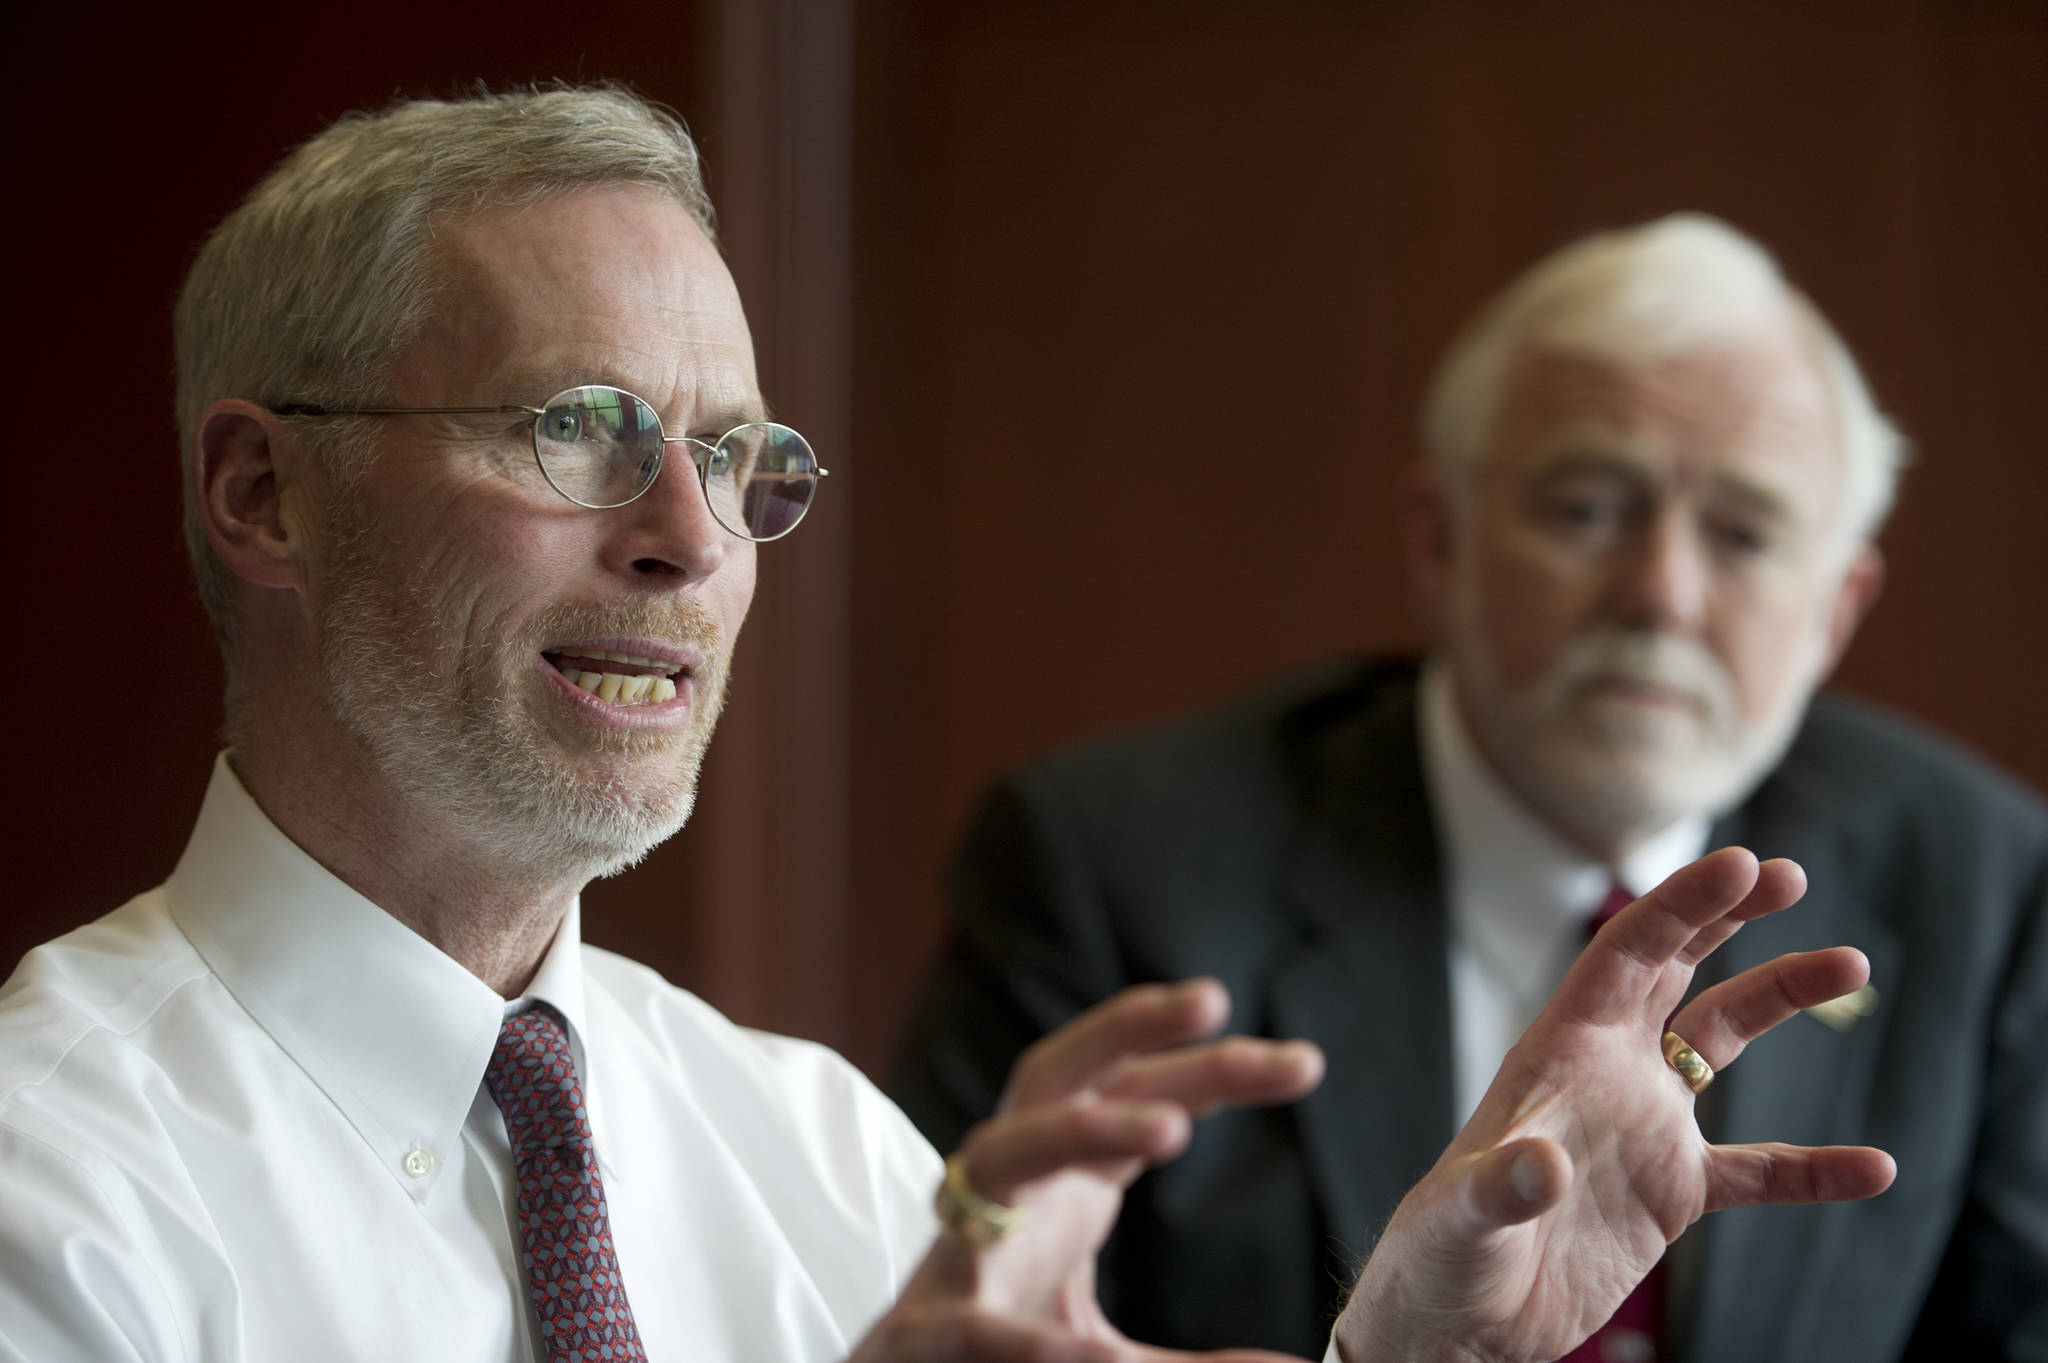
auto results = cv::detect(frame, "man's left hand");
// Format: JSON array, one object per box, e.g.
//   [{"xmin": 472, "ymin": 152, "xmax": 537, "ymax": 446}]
[{"xmin": 852, "ymin": 979, "xmax": 1325, "ymax": 1361}]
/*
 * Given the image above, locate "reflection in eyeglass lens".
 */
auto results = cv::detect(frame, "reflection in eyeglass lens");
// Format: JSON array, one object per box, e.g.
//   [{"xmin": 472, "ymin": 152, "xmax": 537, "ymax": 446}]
[{"xmin": 533, "ymin": 387, "xmax": 817, "ymax": 533}]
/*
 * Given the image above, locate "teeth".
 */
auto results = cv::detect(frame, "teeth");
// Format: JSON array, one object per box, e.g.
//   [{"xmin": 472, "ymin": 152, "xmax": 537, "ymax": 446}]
[
  {"xmin": 561, "ymin": 668, "xmax": 683, "ymax": 706},
  {"xmin": 565, "ymin": 667, "xmax": 684, "ymax": 704}
]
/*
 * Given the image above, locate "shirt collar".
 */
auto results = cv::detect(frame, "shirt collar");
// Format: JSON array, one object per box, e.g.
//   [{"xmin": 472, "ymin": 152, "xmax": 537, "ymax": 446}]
[
  {"xmin": 508, "ymin": 902, "xmax": 590, "ymax": 1053},
  {"xmin": 1419, "ymin": 661, "xmax": 1710, "ymax": 969},
  {"xmin": 503, "ymin": 899, "xmax": 612, "ymax": 1163},
  {"xmin": 164, "ymin": 754, "xmax": 585, "ymax": 1202}
]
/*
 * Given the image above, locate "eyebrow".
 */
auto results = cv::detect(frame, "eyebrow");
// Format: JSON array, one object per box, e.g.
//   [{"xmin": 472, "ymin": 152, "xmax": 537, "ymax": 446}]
[
  {"xmin": 1704, "ymin": 471, "xmax": 1796, "ymax": 528},
  {"xmin": 1528, "ymin": 447, "xmax": 1799, "ymax": 528}
]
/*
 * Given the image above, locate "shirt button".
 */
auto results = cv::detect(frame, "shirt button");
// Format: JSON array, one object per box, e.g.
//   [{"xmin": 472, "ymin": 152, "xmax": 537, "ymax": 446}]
[{"xmin": 402, "ymin": 1145, "xmax": 435, "ymax": 1178}]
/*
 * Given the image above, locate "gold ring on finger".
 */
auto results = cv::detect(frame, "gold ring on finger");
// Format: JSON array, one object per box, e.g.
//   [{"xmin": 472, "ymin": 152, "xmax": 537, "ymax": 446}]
[
  {"xmin": 933, "ymin": 1153, "xmax": 1029, "ymax": 1247},
  {"xmin": 1661, "ymin": 1030, "xmax": 1714, "ymax": 1094}
]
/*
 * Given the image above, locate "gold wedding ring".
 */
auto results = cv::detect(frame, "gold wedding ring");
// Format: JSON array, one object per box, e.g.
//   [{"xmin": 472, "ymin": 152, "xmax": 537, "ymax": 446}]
[
  {"xmin": 1661, "ymin": 1031, "xmax": 1714, "ymax": 1094},
  {"xmin": 934, "ymin": 1153, "xmax": 1029, "ymax": 1247}
]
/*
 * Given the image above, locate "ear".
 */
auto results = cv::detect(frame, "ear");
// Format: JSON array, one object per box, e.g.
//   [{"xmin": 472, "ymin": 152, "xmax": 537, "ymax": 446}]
[
  {"xmin": 192, "ymin": 400, "xmax": 309, "ymax": 592},
  {"xmin": 1817, "ymin": 544, "xmax": 1885, "ymax": 678},
  {"xmin": 1402, "ymin": 460, "xmax": 1457, "ymax": 632}
]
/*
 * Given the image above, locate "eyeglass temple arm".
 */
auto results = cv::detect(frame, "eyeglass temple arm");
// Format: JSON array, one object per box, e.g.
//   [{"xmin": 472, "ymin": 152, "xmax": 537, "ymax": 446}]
[
  {"xmin": 276, "ymin": 405, "xmax": 829, "ymax": 478},
  {"xmin": 270, "ymin": 403, "xmax": 544, "ymax": 418}
]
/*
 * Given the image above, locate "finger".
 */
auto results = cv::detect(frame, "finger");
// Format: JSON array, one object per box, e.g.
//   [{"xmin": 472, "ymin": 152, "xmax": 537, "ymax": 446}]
[
  {"xmin": 1098, "ymin": 1036, "xmax": 1325, "ymax": 1117},
  {"xmin": 1637, "ymin": 858, "xmax": 1812, "ymax": 1023},
  {"xmin": 1442, "ymin": 1136, "xmax": 1572, "ymax": 1236},
  {"xmin": 1670, "ymin": 915, "xmax": 1743, "ymax": 971},
  {"xmin": 958, "ymin": 1098, "xmax": 1194, "ymax": 1203},
  {"xmin": 1602, "ymin": 847, "xmax": 1762, "ymax": 967},
  {"xmin": 1568, "ymin": 848, "xmax": 1763, "ymax": 1021},
  {"xmin": 1004, "ymin": 979, "xmax": 1230, "ymax": 1110},
  {"xmin": 1667, "ymin": 947, "xmax": 1871, "ymax": 1069},
  {"xmin": 1672, "ymin": 858, "xmax": 1806, "ymax": 967},
  {"xmin": 858, "ymin": 1303, "xmax": 1123, "ymax": 1363},
  {"xmin": 1722, "ymin": 857, "xmax": 1807, "ymax": 924},
  {"xmin": 1702, "ymin": 1141, "xmax": 1897, "ymax": 1213}
]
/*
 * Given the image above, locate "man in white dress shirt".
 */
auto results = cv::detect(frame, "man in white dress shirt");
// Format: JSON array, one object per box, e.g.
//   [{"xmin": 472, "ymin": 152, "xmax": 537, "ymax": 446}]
[{"xmin": 0, "ymin": 90, "xmax": 1894, "ymax": 1363}]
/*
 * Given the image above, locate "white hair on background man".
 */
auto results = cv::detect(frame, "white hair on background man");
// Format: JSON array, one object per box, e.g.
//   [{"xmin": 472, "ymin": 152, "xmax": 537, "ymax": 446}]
[{"xmin": 1420, "ymin": 212, "xmax": 1908, "ymax": 563}]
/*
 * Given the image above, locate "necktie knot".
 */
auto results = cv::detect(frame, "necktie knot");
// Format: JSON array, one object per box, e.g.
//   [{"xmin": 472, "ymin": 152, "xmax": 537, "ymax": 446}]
[
  {"xmin": 486, "ymin": 1005, "xmax": 597, "ymax": 1161},
  {"xmin": 1590, "ymin": 880, "xmax": 1635, "ymax": 937}
]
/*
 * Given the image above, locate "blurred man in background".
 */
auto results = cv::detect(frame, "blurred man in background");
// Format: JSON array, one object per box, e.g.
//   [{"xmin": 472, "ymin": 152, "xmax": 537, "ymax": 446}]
[{"xmin": 896, "ymin": 214, "xmax": 2047, "ymax": 1362}]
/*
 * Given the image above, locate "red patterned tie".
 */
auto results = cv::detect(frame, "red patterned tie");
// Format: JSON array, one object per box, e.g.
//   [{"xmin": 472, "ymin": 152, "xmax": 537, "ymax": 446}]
[
  {"xmin": 484, "ymin": 1004, "xmax": 648, "ymax": 1362},
  {"xmin": 1561, "ymin": 880, "xmax": 1665, "ymax": 1363}
]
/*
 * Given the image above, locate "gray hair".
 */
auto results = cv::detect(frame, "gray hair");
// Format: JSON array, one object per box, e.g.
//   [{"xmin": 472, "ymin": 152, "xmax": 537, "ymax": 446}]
[
  {"xmin": 1420, "ymin": 213, "xmax": 1906, "ymax": 561},
  {"xmin": 174, "ymin": 83, "xmax": 718, "ymax": 657}
]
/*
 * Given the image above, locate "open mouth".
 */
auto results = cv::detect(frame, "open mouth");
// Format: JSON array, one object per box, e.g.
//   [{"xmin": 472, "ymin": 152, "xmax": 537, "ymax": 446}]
[{"xmin": 542, "ymin": 649, "xmax": 685, "ymax": 706}]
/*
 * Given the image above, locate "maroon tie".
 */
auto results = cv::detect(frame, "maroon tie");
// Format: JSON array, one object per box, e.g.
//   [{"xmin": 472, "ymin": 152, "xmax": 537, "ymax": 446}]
[
  {"xmin": 1561, "ymin": 882, "xmax": 1665, "ymax": 1363},
  {"xmin": 484, "ymin": 1004, "xmax": 648, "ymax": 1363},
  {"xmin": 1590, "ymin": 880, "xmax": 1635, "ymax": 935}
]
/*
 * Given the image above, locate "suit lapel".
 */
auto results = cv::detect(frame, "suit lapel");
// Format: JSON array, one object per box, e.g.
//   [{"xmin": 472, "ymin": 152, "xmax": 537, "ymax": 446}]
[
  {"xmin": 1679, "ymin": 774, "xmax": 1901, "ymax": 1361},
  {"xmin": 1268, "ymin": 682, "xmax": 1457, "ymax": 1264}
]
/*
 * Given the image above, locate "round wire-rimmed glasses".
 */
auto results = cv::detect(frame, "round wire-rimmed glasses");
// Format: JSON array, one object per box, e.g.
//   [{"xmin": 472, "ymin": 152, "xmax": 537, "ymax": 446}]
[{"xmin": 272, "ymin": 384, "xmax": 827, "ymax": 541}]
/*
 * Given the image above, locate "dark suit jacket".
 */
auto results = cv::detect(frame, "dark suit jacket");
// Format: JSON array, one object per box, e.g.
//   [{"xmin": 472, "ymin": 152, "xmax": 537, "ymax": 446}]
[{"xmin": 891, "ymin": 660, "xmax": 2048, "ymax": 1362}]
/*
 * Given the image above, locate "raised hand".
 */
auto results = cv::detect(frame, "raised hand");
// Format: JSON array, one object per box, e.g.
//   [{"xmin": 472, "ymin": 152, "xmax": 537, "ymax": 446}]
[
  {"xmin": 1335, "ymin": 847, "xmax": 1897, "ymax": 1363},
  {"xmin": 853, "ymin": 979, "xmax": 1325, "ymax": 1361}
]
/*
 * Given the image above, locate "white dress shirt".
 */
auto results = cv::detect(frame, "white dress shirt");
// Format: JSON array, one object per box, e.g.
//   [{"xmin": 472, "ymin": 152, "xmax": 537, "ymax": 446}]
[
  {"xmin": 0, "ymin": 756, "xmax": 941, "ymax": 1363},
  {"xmin": 1417, "ymin": 665, "xmax": 1711, "ymax": 1125}
]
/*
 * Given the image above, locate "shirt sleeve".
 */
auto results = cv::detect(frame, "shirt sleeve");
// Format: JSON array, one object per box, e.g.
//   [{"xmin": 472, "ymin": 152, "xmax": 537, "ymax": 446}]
[{"xmin": 0, "ymin": 1122, "xmax": 196, "ymax": 1363}]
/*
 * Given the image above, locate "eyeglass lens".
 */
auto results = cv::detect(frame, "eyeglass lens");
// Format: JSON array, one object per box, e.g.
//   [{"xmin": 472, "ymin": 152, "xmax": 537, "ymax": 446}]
[{"xmin": 532, "ymin": 385, "xmax": 818, "ymax": 539}]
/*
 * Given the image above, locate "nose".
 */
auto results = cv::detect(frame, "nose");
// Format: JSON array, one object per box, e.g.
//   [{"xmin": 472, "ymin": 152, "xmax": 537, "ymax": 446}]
[
  {"xmin": 599, "ymin": 447, "xmax": 730, "ymax": 586},
  {"xmin": 1611, "ymin": 507, "xmax": 1708, "ymax": 632}
]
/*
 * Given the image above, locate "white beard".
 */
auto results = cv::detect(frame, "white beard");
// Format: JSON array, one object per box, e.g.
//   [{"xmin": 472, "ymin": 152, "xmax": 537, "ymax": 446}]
[{"xmin": 1450, "ymin": 617, "xmax": 1821, "ymax": 853}]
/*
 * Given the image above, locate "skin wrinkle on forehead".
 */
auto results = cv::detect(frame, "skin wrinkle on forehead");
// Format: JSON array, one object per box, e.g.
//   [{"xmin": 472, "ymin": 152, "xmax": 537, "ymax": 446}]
[{"xmin": 407, "ymin": 187, "xmax": 764, "ymax": 432}]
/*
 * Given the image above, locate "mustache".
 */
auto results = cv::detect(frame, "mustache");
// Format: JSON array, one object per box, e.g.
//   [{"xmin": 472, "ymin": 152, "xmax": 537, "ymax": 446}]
[
  {"xmin": 1540, "ymin": 629, "xmax": 1737, "ymax": 725},
  {"xmin": 524, "ymin": 598, "xmax": 725, "ymax": 663}
]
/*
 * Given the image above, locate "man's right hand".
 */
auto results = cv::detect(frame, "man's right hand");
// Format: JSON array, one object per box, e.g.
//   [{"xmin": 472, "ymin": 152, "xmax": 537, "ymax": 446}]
[{"xmin": 1334, "ymin": 847, "xmax": 1896, "ymax": 1363}]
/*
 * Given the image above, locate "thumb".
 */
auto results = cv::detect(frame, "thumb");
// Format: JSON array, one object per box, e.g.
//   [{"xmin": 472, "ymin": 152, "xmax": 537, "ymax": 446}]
[{"xmin": 1457, "ymin": 1137, "xmax": 1570, "ymax": 1232}]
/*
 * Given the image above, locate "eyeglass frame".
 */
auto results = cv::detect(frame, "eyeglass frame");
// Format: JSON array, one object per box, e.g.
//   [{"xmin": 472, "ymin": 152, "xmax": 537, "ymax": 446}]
[{"xmin": 269, "ymin": 384, "xmax": 828, "ymax": 542}]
